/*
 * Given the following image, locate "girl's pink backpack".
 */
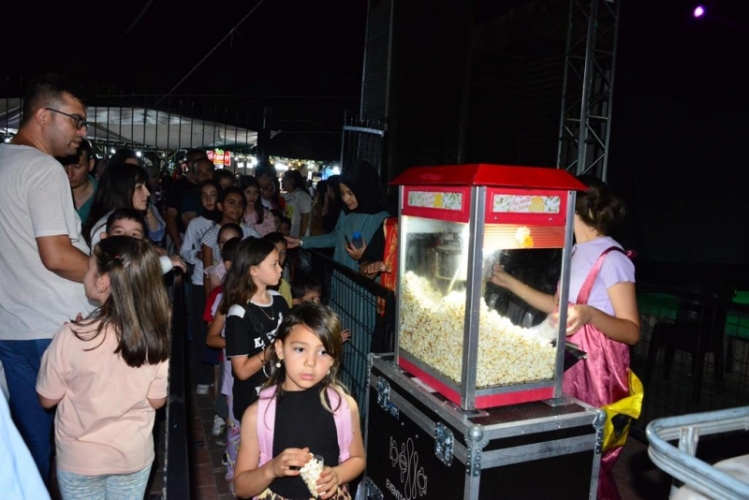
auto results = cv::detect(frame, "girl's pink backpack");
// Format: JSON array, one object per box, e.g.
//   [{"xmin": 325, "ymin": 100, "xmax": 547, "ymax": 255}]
[{"xmin": 256, "ymin": 385, "xmax": 353, "ymax": 467}]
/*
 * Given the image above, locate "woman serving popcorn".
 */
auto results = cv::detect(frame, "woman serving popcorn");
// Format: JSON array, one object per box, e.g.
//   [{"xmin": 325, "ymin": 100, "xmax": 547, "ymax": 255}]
[{"xmin": 489, "ymin": 175, "xmax": 639, "ymax": 500}]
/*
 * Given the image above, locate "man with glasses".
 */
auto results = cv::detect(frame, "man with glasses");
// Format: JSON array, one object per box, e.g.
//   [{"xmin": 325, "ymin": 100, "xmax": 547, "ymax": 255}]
[{"xmin": 0, "ymin": 73, "xmax": 93, "ymax": 483}]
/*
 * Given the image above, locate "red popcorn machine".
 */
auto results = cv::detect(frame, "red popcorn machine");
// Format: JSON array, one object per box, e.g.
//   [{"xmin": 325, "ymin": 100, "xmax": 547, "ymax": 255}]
[
  {"xmin": 390, "ymin": 164, "xmax": 587, "ymax": 410},
  {"xmin": 360, "ymin": 164, "xmax": 602, "ymax": 500}
]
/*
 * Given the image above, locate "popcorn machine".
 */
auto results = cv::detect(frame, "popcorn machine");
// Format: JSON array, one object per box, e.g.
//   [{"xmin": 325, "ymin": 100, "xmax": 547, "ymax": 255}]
[
  {"xmin": 391, "ymin": 164, "xmax": 587, "ymax": 410},
  {"xmin": 361, "ymin": 164, "xmax": 603, "ymax": 500}
]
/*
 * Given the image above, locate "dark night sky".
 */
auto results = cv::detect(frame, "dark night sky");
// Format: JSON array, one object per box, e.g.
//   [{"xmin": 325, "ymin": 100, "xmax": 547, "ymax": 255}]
[
  {"xmin": 1, "ymin": 0, "xmax": 366, "ymax": 95},
  {"xmin": 2, "ymin": 0, "xmax": 748, "ymax": 265},
  {"xmin": 1, "ymin": 0, "xmax": 367, "ymax": 159},
  {"xmin": 610, "ymin": 0, "xmax": 749, "ymax": 265}
]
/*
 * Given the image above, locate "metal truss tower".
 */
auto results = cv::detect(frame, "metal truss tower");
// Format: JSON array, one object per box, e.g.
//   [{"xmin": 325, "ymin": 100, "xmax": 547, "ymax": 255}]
[{"xmin": 556, "ymin": 0, "xmax": 620, "ymax": 181}]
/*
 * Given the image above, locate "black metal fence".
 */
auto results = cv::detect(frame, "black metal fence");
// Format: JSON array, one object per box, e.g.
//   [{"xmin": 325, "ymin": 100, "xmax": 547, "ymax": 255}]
[
  {"xmin": 0, "ymin": 78, "xmax": 261, "ymax": 157},
  {"xmin": 2, "ymin": 76, "xmax": 356, "ymax": 162},
  {"xmin": 340, "ymin": 113, "xmax": 386, "ymax": 176},
  {"xmin": 632, "ymin": 282, "xmax": 749, "ymax": 435},
  {"xmin": 307, "ymin": 250, "xmax": 396, "ymax": 421},
  {"xmin": 164, "ymin": 270, "xmax": 190, "ymax": 499}
]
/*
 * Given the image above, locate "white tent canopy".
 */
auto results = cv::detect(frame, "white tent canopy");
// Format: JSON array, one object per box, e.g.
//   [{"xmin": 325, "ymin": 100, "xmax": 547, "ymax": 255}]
[{"xmin": 0, "ymin": 98, "xmax": 258, "ymax": 151}]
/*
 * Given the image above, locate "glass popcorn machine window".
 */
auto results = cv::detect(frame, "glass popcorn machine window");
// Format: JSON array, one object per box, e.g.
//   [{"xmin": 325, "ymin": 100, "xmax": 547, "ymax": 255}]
[{"xmin": 391, "ymin": 165, "xmax": 587, "ymax": 410}]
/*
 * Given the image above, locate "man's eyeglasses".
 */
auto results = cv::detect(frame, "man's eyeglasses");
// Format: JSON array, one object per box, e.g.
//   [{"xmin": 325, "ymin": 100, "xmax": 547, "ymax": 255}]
[{"xmin": 45, "ymin": 108, "xmax": 89, "ymax": 130}]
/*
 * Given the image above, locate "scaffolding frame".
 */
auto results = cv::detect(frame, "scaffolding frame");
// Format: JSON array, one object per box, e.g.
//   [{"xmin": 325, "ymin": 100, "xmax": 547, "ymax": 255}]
[{"xmin": 556, "ymin": 0, "xmax": 620, "ymax": 182}]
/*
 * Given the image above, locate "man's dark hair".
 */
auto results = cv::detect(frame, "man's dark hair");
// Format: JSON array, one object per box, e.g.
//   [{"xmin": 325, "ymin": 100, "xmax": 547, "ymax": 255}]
[
  {"xmin": 179, "ymin": 149, "xmax": 207, "ymax": 172},
  {"xmin": 22, "ymin": 73, "xmax": 86, "ymax": 125}
]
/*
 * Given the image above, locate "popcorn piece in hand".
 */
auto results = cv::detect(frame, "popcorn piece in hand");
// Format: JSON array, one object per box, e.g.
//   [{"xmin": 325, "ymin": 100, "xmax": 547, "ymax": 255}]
[{"xmin": 299, "ymin": 454, "xmax": 324, "ymax": 497}]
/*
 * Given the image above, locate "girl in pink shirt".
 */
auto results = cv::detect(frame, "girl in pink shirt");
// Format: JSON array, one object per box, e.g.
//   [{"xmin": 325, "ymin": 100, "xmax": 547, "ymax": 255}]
[{"xmin": 37, "ymin": 236, "xmax": 171, "ymax": 499}]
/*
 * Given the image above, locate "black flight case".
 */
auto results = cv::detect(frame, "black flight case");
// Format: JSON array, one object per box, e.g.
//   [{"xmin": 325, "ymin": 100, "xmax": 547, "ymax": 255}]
[{"xmin": 361, "ymin": 355, "xmax": 604, "ymax": 500}]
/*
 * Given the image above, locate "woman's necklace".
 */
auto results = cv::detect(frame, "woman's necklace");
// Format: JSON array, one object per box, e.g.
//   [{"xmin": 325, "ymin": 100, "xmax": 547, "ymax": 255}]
[
  {"xmin": 253, "ymin": 292, "xmax": 275, "ymax": 320},
  {"xmin": 259, "ymin": 303, "xmax": 275, "ymax": 321}
]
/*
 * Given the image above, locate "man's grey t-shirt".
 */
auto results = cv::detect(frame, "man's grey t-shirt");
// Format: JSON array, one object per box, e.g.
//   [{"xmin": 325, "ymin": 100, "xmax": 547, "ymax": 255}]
[{"xmin": 0, "ymin": 144, "xmax": 92, "ymax": 339}]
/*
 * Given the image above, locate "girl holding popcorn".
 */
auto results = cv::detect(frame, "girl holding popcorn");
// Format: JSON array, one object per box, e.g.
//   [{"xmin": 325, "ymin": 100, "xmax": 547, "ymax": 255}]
[{"xmin": 233, "ymin": 303, "xmax": 365, "ymax": 500}]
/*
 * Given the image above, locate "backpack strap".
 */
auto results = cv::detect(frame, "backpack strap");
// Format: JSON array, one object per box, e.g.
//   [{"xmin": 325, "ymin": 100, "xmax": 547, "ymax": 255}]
[
  {"xmin": 330, "ymin": 387, "xmax": 352, "ymax": 463},
  {"xmin": 256, "ymin": 385, "xmax": 353, "ymax": 467},
  {"xmin": 576, "ymin": 246, "xmax": 626, "ymax": 305},
  {"xmin": 257, "ymin": 386, "xmax": 277, "ymax": 467}
]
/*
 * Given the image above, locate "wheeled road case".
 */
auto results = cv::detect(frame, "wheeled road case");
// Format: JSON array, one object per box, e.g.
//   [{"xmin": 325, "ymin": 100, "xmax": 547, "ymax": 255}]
[{"xmin": 362, "ymin": 355, "xmax": 603, "ymax": 499}]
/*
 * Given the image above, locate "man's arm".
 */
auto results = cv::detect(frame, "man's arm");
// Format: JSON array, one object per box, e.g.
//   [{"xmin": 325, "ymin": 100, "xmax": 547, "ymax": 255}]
[
  {"xmin": 36, "ymin": 235, "xmax": 89, "ymax": 282},
  {"xmin": 165, "ymin": 207, "xmax": 183, "ymax": 250}
]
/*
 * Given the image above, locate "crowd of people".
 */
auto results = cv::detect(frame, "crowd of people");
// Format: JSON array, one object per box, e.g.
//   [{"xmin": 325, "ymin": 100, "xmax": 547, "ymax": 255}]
[
  {"xmin": 0, "ymin": 72, "xmax": 638, "ymax": 500},
  {"xmin": 0, "ymin": 74, "xmax": 371, "ymax": 500}
]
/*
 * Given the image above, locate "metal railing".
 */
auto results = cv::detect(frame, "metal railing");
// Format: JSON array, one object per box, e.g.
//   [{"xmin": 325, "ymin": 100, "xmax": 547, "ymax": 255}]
[
  {"xmin": 647, "ymin": 406, "xmax": 749, "ymax": 499},
  {"xmin": 307, "ymin": 250, "xmax": 396, "ymax": 419},
  {"xmin": 164, "ymin": 270, "xmax": 190, "ymax": 499},
  {"xmin": 633, "ymin": 281, "xmax": 749, "ymax": 434}
]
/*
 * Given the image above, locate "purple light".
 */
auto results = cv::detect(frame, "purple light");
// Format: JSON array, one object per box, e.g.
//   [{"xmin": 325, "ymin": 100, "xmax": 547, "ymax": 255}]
[{"xmin": 693, "ymin": 5, "xmax": 705, "ymax": 18}]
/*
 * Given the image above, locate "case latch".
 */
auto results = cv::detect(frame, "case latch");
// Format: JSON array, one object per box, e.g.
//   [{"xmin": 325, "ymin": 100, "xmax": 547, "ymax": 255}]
[
  {"xmin": 592, "ymin": 407, "xmax": 606, "ymax": 454},
  {"xmin": 434, "ymin": 422, "xmax": 454, "ymax": 466},
  {"xmin": 376, "ymin": 377, "xmax": 399, "ymax": 419},
  {"xmin": 364, "ymin": 476, "xmax": 383, "ymax": 500},
  {"xmin": 465, "ymin": 424, "xmax": 488, "ymax": 477}
]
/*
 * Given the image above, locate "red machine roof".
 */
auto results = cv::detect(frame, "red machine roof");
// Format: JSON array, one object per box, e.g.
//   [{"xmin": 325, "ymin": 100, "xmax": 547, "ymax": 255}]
[{"xmin": 390, "ymin": 164, "xmax": 588, "ymax": 191}]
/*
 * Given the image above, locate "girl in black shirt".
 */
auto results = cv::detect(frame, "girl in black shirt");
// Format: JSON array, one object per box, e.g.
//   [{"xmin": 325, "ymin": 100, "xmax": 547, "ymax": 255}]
[{"xmin": 222, "ymin": 238, "xmax": 290, "ymax": 423}]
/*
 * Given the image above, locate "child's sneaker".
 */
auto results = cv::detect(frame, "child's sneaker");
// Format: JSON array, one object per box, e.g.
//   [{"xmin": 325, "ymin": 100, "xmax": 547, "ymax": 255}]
[{"xmin": 212, "ymin": 414, "xmax": 225, "ymax": 437}]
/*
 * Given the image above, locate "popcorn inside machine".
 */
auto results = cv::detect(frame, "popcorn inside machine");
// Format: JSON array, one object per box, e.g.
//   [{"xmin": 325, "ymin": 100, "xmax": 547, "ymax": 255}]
[{"xmin": 391, "ymin": 164, "xmax": 588, "ymax": 410}]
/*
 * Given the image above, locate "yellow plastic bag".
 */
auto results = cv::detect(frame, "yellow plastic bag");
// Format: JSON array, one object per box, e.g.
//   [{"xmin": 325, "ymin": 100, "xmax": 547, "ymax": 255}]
[{"xmin": 601, "ymin": 370, "xmax": 644, "ymax": 451}]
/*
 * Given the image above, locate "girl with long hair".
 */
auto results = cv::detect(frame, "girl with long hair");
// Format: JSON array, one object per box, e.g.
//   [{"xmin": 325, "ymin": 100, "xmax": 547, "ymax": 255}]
[
  {"xmin": 234, "ymin": 303, "xmax": 366, "ymax": 499},
  {"xmin": 222, "ymin": 238, "xmax": 290, "ymax": 434},
  {"xmin": 83, "ymin": 161, "xmax": 152, "ymax": 248},
  {"xmin": 37, "ymin": 236, "xmax": 171, "ymax": 499},
  {"xmin": 240, "ymin": 175, "xmax": 276, "ymax": 237}
]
